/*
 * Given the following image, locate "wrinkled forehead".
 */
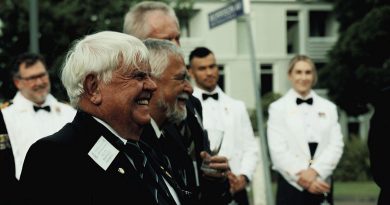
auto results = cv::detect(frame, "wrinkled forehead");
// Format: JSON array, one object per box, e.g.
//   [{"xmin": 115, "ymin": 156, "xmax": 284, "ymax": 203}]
[{"xmin": 118, "ymin": 52, "xmax": 151, "ymax": 73}]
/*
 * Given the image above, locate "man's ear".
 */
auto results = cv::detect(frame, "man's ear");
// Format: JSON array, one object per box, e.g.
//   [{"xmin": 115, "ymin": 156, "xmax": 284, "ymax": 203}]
[
  {"xmin": 188, "ymin": 67, "xmax": 195, "ymax": 78},
  {"xmin": 83, "ymin": 74, "xmax": 102, "ymax": 105},
  {"xmin": 13, "ymin": 78, "xmax": 22, "ymax": 90}
]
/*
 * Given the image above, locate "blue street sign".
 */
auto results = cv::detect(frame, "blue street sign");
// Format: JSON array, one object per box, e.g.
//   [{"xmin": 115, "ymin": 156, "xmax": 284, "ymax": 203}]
[{"xmin": 208, "ymin": 0, "xmax": 244, "ymax": 29}]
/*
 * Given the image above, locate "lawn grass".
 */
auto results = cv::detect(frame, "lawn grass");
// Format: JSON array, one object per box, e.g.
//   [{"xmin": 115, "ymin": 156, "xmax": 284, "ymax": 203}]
[
  {"xmin": 269, "ymin": 181, "xmax": 379, "ymax": 200},
  {"xmin": 334, "ymin": 181, "xmax": 379, "ymax": 200}
]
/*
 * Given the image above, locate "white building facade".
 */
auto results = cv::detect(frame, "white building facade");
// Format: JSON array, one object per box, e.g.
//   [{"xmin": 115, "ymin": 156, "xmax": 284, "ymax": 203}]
[
  {"xmin": 181, "ymin": 0, "xmax": 371, "ymax": 141},
  {"xmin": 181, "ymin": 0, "xmax": 338, "ymax": 110}
]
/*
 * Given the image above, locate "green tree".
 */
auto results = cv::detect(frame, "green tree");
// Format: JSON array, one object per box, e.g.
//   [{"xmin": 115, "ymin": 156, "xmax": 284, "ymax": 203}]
[
  {"xmin": 328, "ymin": 0, "xmax": 387, "ymax": 32},
  {"xmin": 319, "ymin": 3, "xmax": 390, "ymax": 116},
  {"xmin": 0, "ymin": 0, "xmax": 193, "ymax": 102}
]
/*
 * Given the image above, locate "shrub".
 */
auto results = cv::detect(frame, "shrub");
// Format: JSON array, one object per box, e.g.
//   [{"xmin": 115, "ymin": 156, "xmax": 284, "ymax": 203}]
[
  {"xmin": 248, "ymin": 92, "xmax": 282, "ymax": 133},
  {"xmin": 333, "ymin": 137, "xmax": 372, "ymax": 181}
]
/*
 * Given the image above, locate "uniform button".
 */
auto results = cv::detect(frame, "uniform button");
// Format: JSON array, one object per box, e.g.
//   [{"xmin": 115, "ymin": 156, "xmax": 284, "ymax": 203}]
[
  {"xmin": 309, "ymin": 159, "xmax": 314, "ymax": 165},
  {"xmin": 118, "ymin": 167, "xmax": 125, "ymax": 174}
]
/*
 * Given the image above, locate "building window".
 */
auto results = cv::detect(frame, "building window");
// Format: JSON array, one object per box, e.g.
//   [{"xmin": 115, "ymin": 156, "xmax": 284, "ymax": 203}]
[
  {"xmin": 286, "ymin": 10, "xmax": 300, "ymax": 54},
  {"xmin": 309, "ymin": 11, "xmax": 334, "ymax": 37},
  {"xmin": 260, "ymin": 64, "xmax": 273, "ymax": 96},
  {"xmin": 218, "ymin": 65, "xmax": 225, "ymax": 91}
]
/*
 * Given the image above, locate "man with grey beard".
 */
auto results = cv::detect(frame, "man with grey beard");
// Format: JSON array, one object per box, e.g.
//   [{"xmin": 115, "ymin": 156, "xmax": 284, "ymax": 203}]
[{"xmin": 141, "ymin": 39, "xmax": 231, "ymax": 204}]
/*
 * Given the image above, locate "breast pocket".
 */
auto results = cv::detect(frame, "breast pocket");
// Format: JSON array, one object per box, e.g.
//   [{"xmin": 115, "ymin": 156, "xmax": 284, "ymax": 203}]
[{"xmin": 315, "ymin": 111, "xmax": 333, "ymax": 135}]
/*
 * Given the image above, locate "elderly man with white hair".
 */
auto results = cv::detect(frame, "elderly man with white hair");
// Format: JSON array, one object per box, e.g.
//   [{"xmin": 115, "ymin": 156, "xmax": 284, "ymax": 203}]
[{"xmin": 19, "ymin": 31, "xmax": 186, "ymax": 205}]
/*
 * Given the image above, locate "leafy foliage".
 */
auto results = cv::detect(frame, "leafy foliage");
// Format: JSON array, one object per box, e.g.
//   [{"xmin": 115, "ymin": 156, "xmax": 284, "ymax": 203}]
[
  {"xmin": 249, "ymin": 92, "xmax": 282, "ymax": 133},
  {"xmin": 319, "ymin": 5, "xmax": 390, "ymax": 116},
  {"xmin": 327, "ymin": 0, "xmax": 388, "ymax": 32},
  {"xmin": 333, "ymin": 137, "xmax": 372, "ymax": 181},
  {"xmin": 0, "ymin": 0, "xmax": 193, "ymax": 101}
]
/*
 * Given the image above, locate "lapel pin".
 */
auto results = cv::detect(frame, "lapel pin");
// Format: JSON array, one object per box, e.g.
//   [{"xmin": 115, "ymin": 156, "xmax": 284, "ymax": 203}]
[
  {"xmin": 118, "ymin": 167, "xmax": 125, "ymax": 174},
  {"xmin": 318, "ymin": 112, "xmax": 326, "ymax": 118},
  {"xmin": 55, "ymin": 106, "xmax": 61, "ymax": 113},
  {"xmin": 165, "ymin": 171, "xmax": 172, "ymax": 178},
  {"xmin": 160, "ymin": 166, "xmax": 172, "ymax": 178}
]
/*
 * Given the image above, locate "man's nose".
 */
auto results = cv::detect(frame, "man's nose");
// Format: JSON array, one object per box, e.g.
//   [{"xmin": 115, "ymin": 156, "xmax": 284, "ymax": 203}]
[
  {"xmin": 183, "ymin": 80, "xmax": 193, "ymax": 94},
  {"xmin": 171, "ymin": 39, "xmax": 180, "ymax": 47},
  {"xmin": 145, "ymin": 77, "xmax": 157, "ymax": 91},
  {"xmin": 206, "ymin": 68, "xmax": 214, "ymax": 75}
]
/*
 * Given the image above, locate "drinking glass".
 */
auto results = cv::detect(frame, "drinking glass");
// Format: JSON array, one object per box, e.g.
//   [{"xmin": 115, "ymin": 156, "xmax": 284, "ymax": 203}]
[{"xmin": 200, "ymin": 129, "xmax": 224, "ymax": 174}]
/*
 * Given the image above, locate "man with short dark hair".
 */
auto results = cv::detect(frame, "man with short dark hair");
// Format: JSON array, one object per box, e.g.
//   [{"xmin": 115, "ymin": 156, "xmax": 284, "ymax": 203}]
[{"xmin": 189, "ymin": 47, "xmax": 260, "ymax": 205}]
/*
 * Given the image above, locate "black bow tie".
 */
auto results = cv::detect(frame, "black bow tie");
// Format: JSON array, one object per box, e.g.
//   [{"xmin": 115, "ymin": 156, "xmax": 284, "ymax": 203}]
[
  {"xmin": 202, "ymin": 93, "xmax": 218, "ymax": 100},
  {"xmin": 33, "ymin": 105, "xmax": 51, "ymax": 112},
  {"xmin": 296, "ymin": 98, "xmax": 313, "ymax": 105}
]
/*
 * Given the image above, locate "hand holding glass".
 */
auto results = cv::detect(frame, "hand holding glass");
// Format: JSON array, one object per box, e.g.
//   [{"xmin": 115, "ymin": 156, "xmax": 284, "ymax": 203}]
[{"xmin": 201, "ymin": 129, "xmax": 224, "ymax": 174}]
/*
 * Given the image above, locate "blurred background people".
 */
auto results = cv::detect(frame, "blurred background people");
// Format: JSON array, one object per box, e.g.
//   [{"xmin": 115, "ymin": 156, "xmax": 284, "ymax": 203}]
[
  {"xmin": 267, "ymin": 54, "xmax": 344, "ymax": 205},
  {"xmin": 0, "ymin": 52, "xmax": 76, "ymax": 204},
  {"xmin": 189, "ymin": 47, "xmax": 259, "ymax": 205},
  {"xmin": 123, "ymin": 1, "xmax": 180, "ymax": 46}
]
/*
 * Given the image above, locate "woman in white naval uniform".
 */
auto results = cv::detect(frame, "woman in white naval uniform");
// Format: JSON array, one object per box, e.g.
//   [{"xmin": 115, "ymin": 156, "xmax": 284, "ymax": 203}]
[{"xmin": 267, "ymin": 55, "xmax": 344, "ymax": 205}]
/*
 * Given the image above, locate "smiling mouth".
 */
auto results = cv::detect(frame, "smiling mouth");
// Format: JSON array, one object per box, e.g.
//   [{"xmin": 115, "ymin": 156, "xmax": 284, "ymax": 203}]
[
  {"xmin": 137, "ymin": 99, "xmax": 149, "ymax": 105},
  {"xmin": 136, "ymin": 92, "xmax": 152, "ymax": 105},
  {"xmin": 177, "ymin": 93, "xmax": 189, "ymax": 103}
]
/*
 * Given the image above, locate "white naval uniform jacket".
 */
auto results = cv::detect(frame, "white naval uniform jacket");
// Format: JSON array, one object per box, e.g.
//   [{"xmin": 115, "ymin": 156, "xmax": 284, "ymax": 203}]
[
  {"xmin": 2, "ymin": 92, "xmax": 76, "ymax": 179},
  {"xmin": 267, "ymin": 89, "xmax": 344, "ymax": 190},
  {"xmin": 193, "ymin": 86, "xmax": 260, "ymax": 181}
]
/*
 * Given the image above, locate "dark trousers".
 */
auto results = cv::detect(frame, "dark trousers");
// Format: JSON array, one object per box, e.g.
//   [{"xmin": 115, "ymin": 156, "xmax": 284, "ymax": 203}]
[
  {"xmin": 232, "ymin": 189, "xmax": 249, "ymax": 205},
  {"xmin": 276, "ymin": 174, "xmax": 333, "ymax": 205}
]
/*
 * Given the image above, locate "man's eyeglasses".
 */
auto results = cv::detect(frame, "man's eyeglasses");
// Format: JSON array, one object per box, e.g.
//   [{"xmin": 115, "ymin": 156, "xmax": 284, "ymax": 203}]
[{"xmin": 17, "ymin": 72, "xmax": 48, "ymax": 82}]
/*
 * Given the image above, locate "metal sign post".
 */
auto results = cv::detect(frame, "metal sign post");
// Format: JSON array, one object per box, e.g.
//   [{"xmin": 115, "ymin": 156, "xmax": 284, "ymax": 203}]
[
  {"xmin": 29, "ymin": 0, "xmax": 39, "ymax": 53},
  {"xmin": 208, "ymin": 0, "xmax": 274, "ymax": 204},
  {"xmin": 243, "ymin": 12, "xmax": 275, "ymax": 205},
  {"xmin": 208, "ymin": 0, "xmax": 244, "ymax": 29}
]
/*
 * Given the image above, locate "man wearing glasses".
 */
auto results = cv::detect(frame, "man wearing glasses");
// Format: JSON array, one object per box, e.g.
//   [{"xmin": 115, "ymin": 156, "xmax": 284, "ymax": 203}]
[{"xmin": 0, "ymin": 53, "xmax": 75, "ymax": 204}]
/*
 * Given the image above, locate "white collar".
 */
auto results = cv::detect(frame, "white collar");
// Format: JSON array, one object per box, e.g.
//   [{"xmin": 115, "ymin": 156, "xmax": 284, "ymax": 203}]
[
  {"xmin": 150, "ymin": 118, "xmax": 163, "ymax": 139},
  {"xmin": 193, "ymin": 86, "xmax": 221, "ymax": 99},
  {"xmin": 289, "ymin": 89, "xmax": 314, "ymax": 100},
  {"xmin": 93, "ymin": 116, "xmax": 127, "ymax": 145},
  {"xmin": 12, "ymin": 92, "xmax": 58, "ymax": 111}
]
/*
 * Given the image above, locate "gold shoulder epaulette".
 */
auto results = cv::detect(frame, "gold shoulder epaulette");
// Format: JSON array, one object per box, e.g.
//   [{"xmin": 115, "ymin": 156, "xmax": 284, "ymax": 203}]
[
  {"xmin": 0, "ymin": 101, "xmax": 12, "ymax": 109},
  {"xmin": 0, "ymin": 134, "xmax": 11, "ymax": 150}
]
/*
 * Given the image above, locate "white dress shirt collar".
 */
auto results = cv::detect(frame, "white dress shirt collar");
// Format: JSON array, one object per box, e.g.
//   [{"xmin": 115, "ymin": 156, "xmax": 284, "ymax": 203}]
[
  {"xmin": 193, "ymin": 86, "xmax": 222, "ymax": 100},
  {"xmin": 150, "ymin": 118, "xmax": 163, "ymax": 139},
  {"xmin": 12, "ymin": 91, "xmax": 57, "ymax": 111},
  {"xmin": 92, "ymin": 117, "xmax": 127, "ymax": 145},
  {"xmin": 289, "ymin": 89, "xmax": 314, "ymax": 100}
]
